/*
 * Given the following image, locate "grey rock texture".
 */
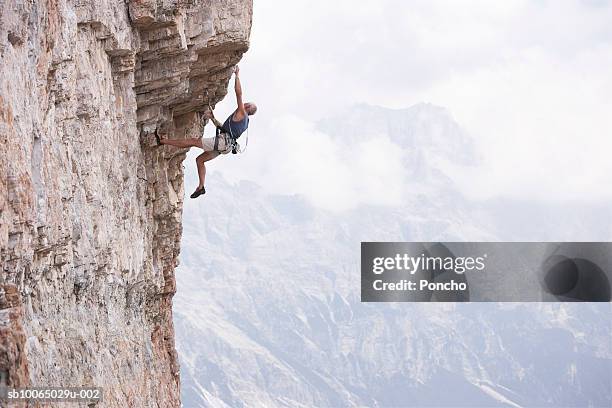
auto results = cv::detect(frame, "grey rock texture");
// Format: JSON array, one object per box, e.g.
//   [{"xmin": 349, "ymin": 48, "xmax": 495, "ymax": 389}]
[{"xmin": 0, "ymin": 0, "xmax": 252, "ymax": 406}]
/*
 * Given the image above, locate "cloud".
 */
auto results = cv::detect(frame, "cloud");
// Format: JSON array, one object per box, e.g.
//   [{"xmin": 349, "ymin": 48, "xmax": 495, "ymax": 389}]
[
  {"xmin": 201, "ymin": 114, "xmax": 407, "ymax": 211},
  {"xmin": 422, "ymin": 43, "xmax": 612, "ymax": 201},
  {"xmin": 203, "ymin": 0, "xmax": 612, "ymax": 207}
]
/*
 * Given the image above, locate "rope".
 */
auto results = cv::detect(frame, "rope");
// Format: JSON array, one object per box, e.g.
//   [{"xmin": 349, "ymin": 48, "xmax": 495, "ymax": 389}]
[{"xmin": 237, "ymin": 127, "xmax": 249, "ymax": 153}]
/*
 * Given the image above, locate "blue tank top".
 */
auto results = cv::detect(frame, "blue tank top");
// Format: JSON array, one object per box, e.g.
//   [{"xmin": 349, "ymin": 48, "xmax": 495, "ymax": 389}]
[{"xmin": 221, "ymin": 111, "xmax": 249, "ymax": 139}]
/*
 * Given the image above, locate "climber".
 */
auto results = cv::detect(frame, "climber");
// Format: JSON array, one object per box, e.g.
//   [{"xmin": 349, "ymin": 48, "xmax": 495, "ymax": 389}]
[{"xmin": 156, "ymin": 65, "xmax": 257, "ymax": 199}]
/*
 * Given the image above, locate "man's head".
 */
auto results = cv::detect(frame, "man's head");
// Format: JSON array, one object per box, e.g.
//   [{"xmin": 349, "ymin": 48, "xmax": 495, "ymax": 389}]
[{"xmin": 245, "ymin": 102, "xmax": 258, "ymax": 116}]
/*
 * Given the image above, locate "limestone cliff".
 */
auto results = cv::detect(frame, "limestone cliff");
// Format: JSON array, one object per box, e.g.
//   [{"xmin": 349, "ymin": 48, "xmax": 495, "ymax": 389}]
[{"xmin": 0, "ymin": 0, "xmax": 252, "ymax": 406}]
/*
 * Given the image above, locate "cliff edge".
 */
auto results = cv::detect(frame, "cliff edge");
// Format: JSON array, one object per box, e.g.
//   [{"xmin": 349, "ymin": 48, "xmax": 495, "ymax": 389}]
[{"xmin": 0, "ymin": 1, "xmax": 252, "ymax": 406}]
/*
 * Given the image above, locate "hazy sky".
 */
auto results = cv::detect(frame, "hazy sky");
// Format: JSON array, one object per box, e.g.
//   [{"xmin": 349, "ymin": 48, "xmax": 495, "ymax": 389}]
[{"xmin": 193, "ymin": 0, "xmax": 612, "ymax": 210}]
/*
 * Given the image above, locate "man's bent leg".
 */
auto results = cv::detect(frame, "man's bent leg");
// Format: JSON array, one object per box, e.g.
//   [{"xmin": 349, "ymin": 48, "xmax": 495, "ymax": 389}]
[{"xmin": 195, "ymin": 151, "xmax": 220, "ymax": 189}]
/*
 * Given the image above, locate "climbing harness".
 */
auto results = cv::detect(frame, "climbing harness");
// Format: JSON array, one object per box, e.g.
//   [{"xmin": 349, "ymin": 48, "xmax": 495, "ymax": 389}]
[
  {"xmin": 212, "ymin": 126, "xmax": 235, "ymax": 154},
  {"xmin": 212, "ymin": 124, "xmax": 249, "ymax": 154}
]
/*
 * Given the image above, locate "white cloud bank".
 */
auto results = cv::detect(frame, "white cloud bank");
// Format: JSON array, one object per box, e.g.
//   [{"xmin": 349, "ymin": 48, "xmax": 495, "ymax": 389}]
[
  {"xmin": 196, "ymin": 115, "xmax": 408, "ymax": 211},
  {"xmin": 200, "ymin": 0, "xmax": 612, "ymax": 208}
]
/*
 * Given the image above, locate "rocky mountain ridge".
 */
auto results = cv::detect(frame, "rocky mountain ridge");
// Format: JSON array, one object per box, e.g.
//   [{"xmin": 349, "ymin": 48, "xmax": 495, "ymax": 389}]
[{"xmin": 0, "ymin": 1, "xmax": 252, "ymax": 406}]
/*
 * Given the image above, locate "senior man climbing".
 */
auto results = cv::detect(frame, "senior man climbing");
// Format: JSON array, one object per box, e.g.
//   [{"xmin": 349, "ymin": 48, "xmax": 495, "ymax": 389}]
[{"xmin": 156, "ymin": 65, "xmax": 257, "ymax": 198}]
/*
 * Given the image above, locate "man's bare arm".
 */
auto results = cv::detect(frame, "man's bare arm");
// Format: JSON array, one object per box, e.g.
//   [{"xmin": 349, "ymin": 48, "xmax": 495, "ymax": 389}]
[
  {"xmin": 233, "ymin": 66, "xmax": 246, "ymax": 120},
  {"xmin": 211, "ymin": 116, "xmax": 223, "ymax": 128},
  {"xmin": 204, "ymin": 110, "xmax": 223, "ymax": 128}
]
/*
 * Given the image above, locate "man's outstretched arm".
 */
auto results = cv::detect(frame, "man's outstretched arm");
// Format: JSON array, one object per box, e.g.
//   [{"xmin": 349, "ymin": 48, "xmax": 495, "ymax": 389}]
[{"xmin": 233, "ymin": 66, "xmax": 247, "ymax": 120}]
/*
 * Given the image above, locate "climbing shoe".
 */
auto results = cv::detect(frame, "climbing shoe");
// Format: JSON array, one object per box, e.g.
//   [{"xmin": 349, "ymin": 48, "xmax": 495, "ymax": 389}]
[
  {"xmin": 155, "ymin": 129, "xmax": 162, "ymax": 146},
  {"xmin": 190, "ymin": 186, "xmax": 206, "ymax": 199}
]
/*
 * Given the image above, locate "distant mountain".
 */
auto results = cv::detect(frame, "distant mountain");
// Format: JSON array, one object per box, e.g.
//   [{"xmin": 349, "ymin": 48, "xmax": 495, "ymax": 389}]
[
  {"xmin": 319, "ymin": 103, "xmax": 476, "ymax": 163},
  {"xmin": 174, "ymin": 104, "xmax": 611, "ymax": 407},
  {"xmin": 316, "ymin": 103, "xmax": 479, "ymax": 195}
]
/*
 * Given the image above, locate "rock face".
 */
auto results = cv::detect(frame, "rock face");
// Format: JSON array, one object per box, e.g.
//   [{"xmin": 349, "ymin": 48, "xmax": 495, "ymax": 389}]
[{"xmin": 0, "ymin": 1, "xmax": 252, "ymax": 406}]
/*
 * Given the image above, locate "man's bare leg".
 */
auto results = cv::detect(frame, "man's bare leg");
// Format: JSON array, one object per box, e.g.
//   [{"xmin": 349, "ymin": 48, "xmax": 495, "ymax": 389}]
[
  {"xmin": 160, "ymin": 137, "xmax": 203, "ymax": 149},
  {"xmin": 195, "ymin": 151, "xmax": 220, "ymax": 189}
]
